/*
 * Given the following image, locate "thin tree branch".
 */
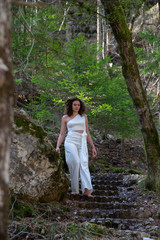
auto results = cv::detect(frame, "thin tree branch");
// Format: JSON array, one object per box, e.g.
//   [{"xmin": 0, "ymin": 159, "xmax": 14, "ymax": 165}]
[
  {"xmin": 11, "ymin": 0, "xmax": 56, "ymax": 8},
  {"xmin": 14, "ymin": 231, "xmax": 46, "ymax": 239},
  {"xmin": 12, "ymin": 12, "xmax": 72, "ymax": 58},
  {"xmin": 59, "ymin": 1, "xmax": 71, "ymax": 31},
  {"xmin": 17, "ymin": 6, "xmax": 35, "ymax": 70},
  {"xmin": 10, "ymin": 211, "xmax": 47, "ymax": 240},
  {"xmin": 145, "ymin": 73, "xmax": 153, "ymax": 90}
]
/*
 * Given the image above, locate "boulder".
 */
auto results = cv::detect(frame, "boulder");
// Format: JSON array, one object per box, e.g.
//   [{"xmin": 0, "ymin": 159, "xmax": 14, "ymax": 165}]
[{"xmin": 9, "ymin": 111, "xmax": 69, "ymax": 203}]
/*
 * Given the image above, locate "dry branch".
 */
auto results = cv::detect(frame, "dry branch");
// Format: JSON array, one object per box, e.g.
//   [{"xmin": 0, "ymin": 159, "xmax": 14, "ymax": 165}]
[{"xmin": 11, "ymin": 0, "xmax": 55, "ymax": 8}]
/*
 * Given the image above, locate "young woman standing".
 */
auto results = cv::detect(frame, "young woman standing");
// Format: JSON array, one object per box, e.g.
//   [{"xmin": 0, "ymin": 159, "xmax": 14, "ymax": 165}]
[{"xmin": 56, "ymin": 96, "xmax": 97, "ymax": 198}]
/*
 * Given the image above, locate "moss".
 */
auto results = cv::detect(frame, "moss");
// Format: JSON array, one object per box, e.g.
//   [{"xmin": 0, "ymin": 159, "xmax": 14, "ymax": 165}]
[
  {"xmin": 35, "ymin": 202, "xmax": 70, "ymax": 219},
  {"xmin": 112, "ymin": 167, "xmax": 124, "ymax": 173},
  {"xmin": 14, "ymin": 112, "xmax": 61, "ymax": 169},
  {"xmin": 128, "ymin": 169, "xmax": 143, "ymax": 174},
  {"xmin": 101, "ymin": 167, "xmax": 110, "ymax": 173},
  {"xmin": 9, "ymin": 194, "xmax": 35, "ymax": 220},
  {"xmin": 50, "ymin": 167, "xmax": 62, "ymax": 182},
  {"xmin": 127, "ymin": 158, "xmax": 132, "ymax": 163},
  {"xmin": 150, "ymin": 231, "xmax": 159, "ymax": 237},
  {"xmin": 85, "ymin": 223, "xmax": 105, "ymax": 236},
  {"xmin": 89, "ymin": 162, "xmax": 96, "ymax": 173},
  {"xmin": 38, "ymin": 143, "xmax": 59, "ymax": 165},
  {"xmin": 133, "ymin": 96, "xmax": 142, "ymax": 107},
  {"xmin": 14, "ymin": 112, "xmax": 47, "ymax": 142}
]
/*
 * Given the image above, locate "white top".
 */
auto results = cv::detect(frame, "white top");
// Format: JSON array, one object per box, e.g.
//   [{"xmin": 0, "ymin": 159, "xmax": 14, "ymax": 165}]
[{"xmin": 67, "ymin": 114, "xmax": 85, "ymax": 132}]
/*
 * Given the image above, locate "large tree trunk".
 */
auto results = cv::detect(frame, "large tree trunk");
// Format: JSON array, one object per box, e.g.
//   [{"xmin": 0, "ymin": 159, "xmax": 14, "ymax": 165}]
[
  {"xmin": 101, "ymin": 0, "xmax": 160, "ymax": 191},
  {"xmin": 0, "ymin": 0, "xmax": 14, "ymax": 239}
]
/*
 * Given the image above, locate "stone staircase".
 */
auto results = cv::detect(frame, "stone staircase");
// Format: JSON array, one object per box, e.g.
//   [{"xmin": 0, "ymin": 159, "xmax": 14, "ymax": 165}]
[{"xmin": 65, "ymin": 173, "xmax": 160, "ymax": 239}]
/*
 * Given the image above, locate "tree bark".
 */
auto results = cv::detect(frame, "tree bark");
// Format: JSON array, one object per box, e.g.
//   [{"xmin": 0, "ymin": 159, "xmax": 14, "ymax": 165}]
[
  {"xmin": 0, "ymin": 0, "xmax": 14, "ymax": 239},
  {"xmin": 157, "ymin": 0, "xmax": 160, "ymax": 35},
  {"xmin": 97, "ymin": 0, "xmax": 103, "ymax": 60},
  {"xmin": 101, "ymin": 0, "xmax": 160, "ymax": 191}
]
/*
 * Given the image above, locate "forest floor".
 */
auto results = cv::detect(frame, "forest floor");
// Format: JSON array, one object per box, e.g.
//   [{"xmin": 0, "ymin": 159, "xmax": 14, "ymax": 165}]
[{"xmin": 8, "ymin": 135, "xmax": 160, "ymax": 240}]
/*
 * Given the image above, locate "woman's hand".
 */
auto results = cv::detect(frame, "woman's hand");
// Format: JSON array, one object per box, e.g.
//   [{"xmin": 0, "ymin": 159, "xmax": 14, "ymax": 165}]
[
  {"xmin": 92, "ymin": 147, "xmax": 97, "ymax": 158},
  {"xmin": 56, "ymin": 147, "xmax": 60, "ymax": 154}
]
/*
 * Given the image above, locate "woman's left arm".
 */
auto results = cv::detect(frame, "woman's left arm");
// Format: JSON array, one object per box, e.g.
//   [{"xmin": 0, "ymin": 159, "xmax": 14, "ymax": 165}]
[{"xmin": 85, "ymin": 115, "xmax": 97, "ymax": 158}]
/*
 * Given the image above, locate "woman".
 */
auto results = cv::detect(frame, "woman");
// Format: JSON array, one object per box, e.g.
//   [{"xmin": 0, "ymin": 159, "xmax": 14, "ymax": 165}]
[{"xmin": 56, "ymin": 96, "xmax": 97, "ymax": 198}]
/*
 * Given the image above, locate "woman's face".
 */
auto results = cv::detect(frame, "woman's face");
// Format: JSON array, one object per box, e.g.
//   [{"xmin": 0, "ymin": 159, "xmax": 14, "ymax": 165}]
[{"xmin": 72, "ymin": 100, "xmax": 81, "ymax": 113}]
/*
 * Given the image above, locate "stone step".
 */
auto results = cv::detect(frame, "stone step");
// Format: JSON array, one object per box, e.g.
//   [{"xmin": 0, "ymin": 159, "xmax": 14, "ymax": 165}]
[
  {"xmin": 92, "ymin": 173, "xmax": 124, "ymax": 181},
  {"xmin": 89, "ymin": 217, "xmax": 145, "ymax": 230},
  {"xmin": 75, "ymin": 208, "xmax": 151, "ymax": 220},
  {"xmin": 92, "ymin": 179, "xmax": 123, "ymax": 186},
  {"xmin": 93, "ymin": 189, "xmax": 119, "ymax": 196},
  {"xmin": 65, "ymin": 172, "xmax": 160, "ymax": 239},
  {"xmin": 92, "ymin": 184, "xmax": 119, "ymax": 190},
  {"xmin": 68, "ymin": 194, "xmax": 124, "ymax": 202},
  {"xmin": 74, "ymin": 201, "xmax": 138, "ymax": 210}
]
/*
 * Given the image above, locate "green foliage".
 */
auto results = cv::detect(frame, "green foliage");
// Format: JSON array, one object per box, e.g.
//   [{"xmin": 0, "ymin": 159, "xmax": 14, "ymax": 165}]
[
  {"xmin": 91, "ymin": 103, "xmax": 112, "ymax": 115},
  {"xmin": 12, "ymin": 2, "xmax": 140, "ymax": 138},
  {"xmin": 14, "ymin": 78, "xmax": 22, "ymax": 85},
  {"xmin": 136, "ymin": 30, "xmax": 160, "ymax": 75},
  {"xmin": 112, "ymin": 167, "xmax": 124, "ymax": 173},
  {"xmin": 27, "ymin": 34, "xmax": 139, "ymax": 137},
  {"xmin": 12, "ymin": 4, "xmax": 65, "ymax": 78},
  {"xmin": 9, "ymin": 194, "xmax": 35, "ymax": 220},
  {"xmin": 89, "ymin": 162, "xmax": 96, "ymax": 173},
  {"xmin": 90, "ymin": 66, "xmax": 139, "ymax": 137},
  {"xmin": 135, "ymin": 29, "xmax": 160, "ymax": 118},
  {"xmin": 47, "ymin": 222, "xmax": 106, "ymax": 239}
]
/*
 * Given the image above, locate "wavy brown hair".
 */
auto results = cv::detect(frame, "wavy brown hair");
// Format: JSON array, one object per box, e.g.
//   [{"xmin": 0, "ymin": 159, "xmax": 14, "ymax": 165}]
[{"xmin": 64, "ymin": 96, "xmax": 86, "ymax": 116}]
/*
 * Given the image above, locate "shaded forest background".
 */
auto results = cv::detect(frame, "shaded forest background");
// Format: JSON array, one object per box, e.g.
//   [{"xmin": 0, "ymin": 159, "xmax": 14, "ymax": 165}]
[{"xmin": 12, "ymin": 0, "xmax": 160, "ymax": 142}]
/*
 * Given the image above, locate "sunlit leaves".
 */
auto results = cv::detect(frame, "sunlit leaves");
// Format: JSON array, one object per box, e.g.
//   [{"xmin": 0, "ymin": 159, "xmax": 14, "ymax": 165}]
[
  {"xmin": 91, "ymin": 103, "xmax": 112, "ymax": 115},
  {"xmin": 14, "ymin": 78, "xmax": 22, "ymax": 85}
]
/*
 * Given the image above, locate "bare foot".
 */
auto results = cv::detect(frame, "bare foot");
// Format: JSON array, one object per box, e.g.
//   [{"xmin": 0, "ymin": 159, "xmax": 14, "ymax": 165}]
[
  {"xmin": 71, "ymin": 193, "xmax": 79, "ymax": 196},
  {"xmin": 83, "ymin": 188, "xmax": 94, "ymax": 198},
  {"xmin": 83, "ymin": 193, "xmax": 94, "ymax": 198}
]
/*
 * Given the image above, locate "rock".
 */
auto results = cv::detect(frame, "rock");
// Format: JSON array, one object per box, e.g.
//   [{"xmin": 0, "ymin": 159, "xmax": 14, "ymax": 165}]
[
  {"xmin": 132, "ymin": 3, "xmax": 159, "ymax": 43},
  {"xmin": 143, "ymin": 238, "xmax": 155, "ymax": 240},
  {"xmin": 107, "ymin": 134, "xmax": 116, "ymax": 141},
  {"xmin": 135, "ymin": 232, "xmax": 150, "ymax": 239},
  {"xmin": 9, "ymin": 111, "xmax": 69, "ymax": 202},
  {"xmin": 150, "ymin": 230, "xmax": 159, "ymax": 237},
  {"xmin": 138, "ymin": 209, "xmax": 152, "ymax": 218}
]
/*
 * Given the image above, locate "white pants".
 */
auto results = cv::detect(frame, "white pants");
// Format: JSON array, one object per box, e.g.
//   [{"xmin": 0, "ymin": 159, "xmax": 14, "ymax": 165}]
[{"xmin": 64, "ymin": 131, "xmax": 93, "ymax": 194}]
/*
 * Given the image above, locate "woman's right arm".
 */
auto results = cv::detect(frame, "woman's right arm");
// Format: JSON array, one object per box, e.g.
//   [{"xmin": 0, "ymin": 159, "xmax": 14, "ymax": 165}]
[{"xmin": 56, "ymin": 116, "xmax": 67, "ymax": 153}]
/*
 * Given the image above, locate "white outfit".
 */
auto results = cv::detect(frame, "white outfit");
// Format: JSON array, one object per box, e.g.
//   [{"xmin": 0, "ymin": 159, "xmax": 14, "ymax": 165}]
[{"xmin": 64, "ymin": 114, "xmax": 93, "ymax": 194}]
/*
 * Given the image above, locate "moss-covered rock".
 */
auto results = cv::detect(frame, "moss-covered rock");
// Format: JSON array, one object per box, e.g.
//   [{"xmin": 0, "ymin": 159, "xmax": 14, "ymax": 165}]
[
  {"xmin": 10, "ymin": 111, "xmax": 69, "ymax": 203},
  {"xmin": 14, "ymin": 112, "xmax": 47, "ymax": 142}
]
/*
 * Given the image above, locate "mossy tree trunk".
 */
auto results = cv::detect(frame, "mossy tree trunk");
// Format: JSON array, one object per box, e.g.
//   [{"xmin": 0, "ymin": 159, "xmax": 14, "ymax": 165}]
[
  {"xmin": 101, "ymin": 0, "xmax": 160, "ymax": 191},
  {"xmin": 0, "ymin": 1, "xmax": 14, "ymax": 239}
]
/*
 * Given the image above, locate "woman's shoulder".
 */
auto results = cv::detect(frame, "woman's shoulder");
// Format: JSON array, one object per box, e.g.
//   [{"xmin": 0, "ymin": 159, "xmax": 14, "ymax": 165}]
[
  {"xmin": 62, "ymin": 114, "xmax": 68, "ymax": 118},
  {"xmin": 82, "ymin": 113, "xmax": 87, "ymax": 117},
  {"xmin": 61, "ymin": 114, "xmax": 69, "ymax": 122},
  {"xmin": 82, "ymin": 114, "xmax": 88, "ymax": 120}
]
